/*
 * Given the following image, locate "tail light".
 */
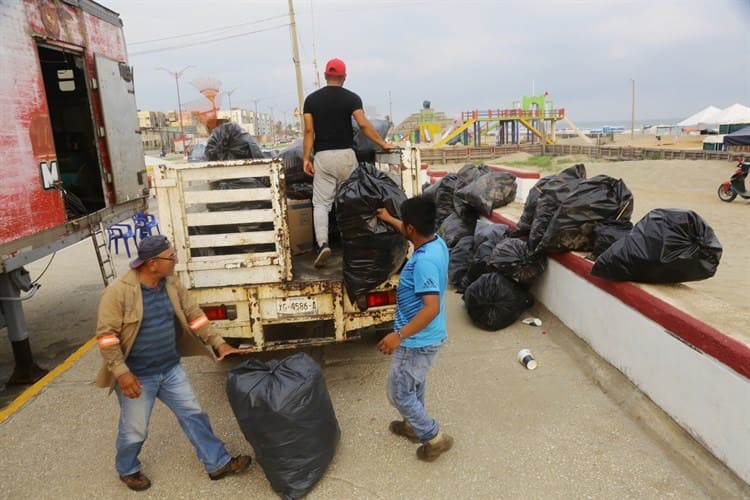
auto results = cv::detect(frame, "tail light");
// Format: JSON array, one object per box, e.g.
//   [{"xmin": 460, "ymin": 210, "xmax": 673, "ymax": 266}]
[
  {"xmin": 202, "ymin": 305, "xmax": 237, "ymax": 321},
  {"xmin": 365, "ymin": 290, "xmax": 397, "ymax": 309}
]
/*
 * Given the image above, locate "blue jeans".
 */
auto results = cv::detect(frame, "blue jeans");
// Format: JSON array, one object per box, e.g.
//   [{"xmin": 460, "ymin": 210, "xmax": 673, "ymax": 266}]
[
  {"xmin": 386, "ymin": 342, "xmax": 444, "ymax": 443},
  {"xmin": 114, "ymin": 363, "xmax": 231, "ymax": 476}
]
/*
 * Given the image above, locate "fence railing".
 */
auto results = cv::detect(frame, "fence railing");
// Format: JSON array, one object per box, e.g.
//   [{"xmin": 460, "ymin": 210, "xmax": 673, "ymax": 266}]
[{"xmin": 419, "ymin": 144, "xmax": 733, "ymax": 164}]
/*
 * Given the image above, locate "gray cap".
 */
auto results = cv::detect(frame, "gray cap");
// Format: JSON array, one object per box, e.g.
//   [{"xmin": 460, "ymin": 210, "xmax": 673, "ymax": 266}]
[{"xmin": 129, "ymin": 235, "xmax": 171, "ymax": 269}]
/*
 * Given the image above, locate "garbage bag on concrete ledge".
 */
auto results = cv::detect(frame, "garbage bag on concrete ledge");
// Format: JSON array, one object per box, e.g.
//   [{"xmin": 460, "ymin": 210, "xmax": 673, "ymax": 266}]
[
  {"xmin": 227, "ymin": 353, "xmax": 340, "ymax": 499},
  {"xmin": 463, "ymin": 272, "xmax": 534, "ymax": 331},
  {"xmin": 591, "ymin": 208, "xmax": 722, "ymax": 283},
  {"xmin": 454, "ymin": 171, "xmax": 517, "ymax": 216},
  {"xmin": 205, "ymin": 122, "xmax": 263, "ymax": 160},
  {"xmin": 515, "ymin": 164, "xmax": 586, "ymax": 237},
  {"xmin": 588, "ymin": 220, "xmax": 633, "ymax": 260},
  {"xmin": 533, "ymin": 175, "xmax": 634, "ymax": 254}
]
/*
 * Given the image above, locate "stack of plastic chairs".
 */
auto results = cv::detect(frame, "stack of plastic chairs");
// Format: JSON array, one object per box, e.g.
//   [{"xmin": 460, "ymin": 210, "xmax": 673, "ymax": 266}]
[
  {"xmin": 107, "ymin": 224, "xmax": 137, "ymax": 257},
  {"xmin": 133, "ymin": 212, "xmax": 161, "ymax": 241}
]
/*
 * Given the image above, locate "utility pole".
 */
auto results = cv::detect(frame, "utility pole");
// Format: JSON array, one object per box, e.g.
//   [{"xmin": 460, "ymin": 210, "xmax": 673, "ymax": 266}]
[
  {"xmin": 269, "ymin": 105, "xmax": 276, "ymax": 145},
  {"xmin": 388, "ymin": 90, "xmax": 393, "ymax": 123},
  {"xmin": 158, "ymin": 65, "xmax": 194, "ymax": 158},
  {"xmin": 251, "ymin": 98, "xmax": 261, "ymax": 138},
  {"xmin": 630, "ymin": 78, "xmax": 636, "ymax": 140},
  {"xmin": 310, "ymin": 0, "xmax": 321, "ymax": 89},
  {"xmin": 287, "ymin": 0, "xmax": 305, "ymax": 130},
  {"xmin": 226, "ymin": 88, "xmax": 238, "ymax": 112}
]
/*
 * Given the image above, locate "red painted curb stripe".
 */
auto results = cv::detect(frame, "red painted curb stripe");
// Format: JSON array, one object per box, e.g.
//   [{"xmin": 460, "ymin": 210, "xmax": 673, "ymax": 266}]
[
  {"xmin": 490, "ymin": 212, "xmax": 750, "ymax": 380},
  {"xmin": 488, "ymin": 165, "xmax": 541, "ymax": 179}
]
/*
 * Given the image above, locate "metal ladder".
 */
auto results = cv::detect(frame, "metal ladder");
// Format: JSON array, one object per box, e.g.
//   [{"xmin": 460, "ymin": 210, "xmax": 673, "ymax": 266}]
[{"xmin": 91, "ymin": 223, "xmax": 117, "ymax": 286}]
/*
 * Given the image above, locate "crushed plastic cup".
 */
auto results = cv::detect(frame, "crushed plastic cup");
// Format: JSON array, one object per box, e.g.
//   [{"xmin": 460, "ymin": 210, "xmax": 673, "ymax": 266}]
[
  {"xmin": 517, "ymin": 349, "xmax": 538, "ymax": 370},
  {"xmin": 522, "ymin": 317, "xmax": 542, "ymax": 327}
]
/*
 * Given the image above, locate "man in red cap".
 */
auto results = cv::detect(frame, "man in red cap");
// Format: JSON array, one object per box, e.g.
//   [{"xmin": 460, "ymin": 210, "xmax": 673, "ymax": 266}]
[{"xmin": 303, "ymin": 57, "xmax": 395, "ymax": 267}]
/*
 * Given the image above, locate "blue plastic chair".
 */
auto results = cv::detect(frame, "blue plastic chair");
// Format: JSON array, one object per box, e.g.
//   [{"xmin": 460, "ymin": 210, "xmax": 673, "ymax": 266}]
[
  {"xmin": 107, "ymin": 223, "xmax": 137, "ymax": 257},
  {"xmin": 132, "ymin": 212, "xmax": 161, "ymax": 241}
]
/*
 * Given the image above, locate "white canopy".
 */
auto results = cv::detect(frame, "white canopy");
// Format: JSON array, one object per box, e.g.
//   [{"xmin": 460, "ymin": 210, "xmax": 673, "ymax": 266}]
[
  {"xmin": 677, "ymin": 106, "xmax": 721, "ymax": 127},
  {"xmin": 711, "ymin": 103, "xmax": 750, "ymax": 125}
]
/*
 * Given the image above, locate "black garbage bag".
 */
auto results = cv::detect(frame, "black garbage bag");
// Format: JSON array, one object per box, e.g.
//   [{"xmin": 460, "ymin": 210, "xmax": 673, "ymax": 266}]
[
  {"xmin": 534, "ymin": 175, "xmax": 634, "ymax": 254},
  {"xmin": 286, "ymin": 181, "xmax": 314, "ymax": 200},
  {"xmin": 488, "ymin": 238, "xmax": 547, "ymax": 285},
  {"xmin": 473, "ymin": 218, "xmax": 510, "ymax": 249},
  {"xmin": 454, "ymin": 171, "xmax": 517, "ymax": 216},
  {"xmin": 336, "ymin": 163, "xmax": 408, "ymax": 302},
  {"xmin": 466, "ymin": 226, "xmax": 510, "ymax": 285},
  {"xmin": 591, "ymin": 209, "xmax": 722, "ymax": 283},
  {"xmin": 527, "ymin": 176, "xmax": 585, "ymax": 254},
  {"xmin": 422, "ymin": 180, "xmax": 440, "ymax": 202},
  {"xmin": 588, "ymin": 220, "xmax": 634, "ymax": 260},
  {"xmin": 205, "ymin": 122, "xmax": 263, "ymax": 161},
  {"xmin": 352, "ymin": 118, "xmax": 392, "ymax": 162},
  {"xmin": 453, "ymin": 164, "xmax": 492, "ymax": 217},
  {"xmin": 448, "ymin": 235, "xmax": 474, "ymax": 285},
  {"xmin": 279, "ymin": 139, "xmax": 310, "ymax": 186},
  {"xmin": 438, "ymin": 212, "xmax": 476, "ymax": 248},
  {"xmin": 227, "ymin": 353, "xmax": 340, "ymax": 499},
  {"xmin": 434, "ymin": 174, "xmax": 460, "ymax": 227},
  {"xmin": 463, "ymin": 273, "xmax": 534, "ymax": 330},
  {"xmin": 516, "ymin": 164, "xmax": 586, "ymax": 237}
]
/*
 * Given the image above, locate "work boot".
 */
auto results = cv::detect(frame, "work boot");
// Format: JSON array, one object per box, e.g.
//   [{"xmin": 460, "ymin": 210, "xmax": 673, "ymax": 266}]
[
  {"xmin": 416, "ymin": 431, "xmax": 454, "ymax": 462},
  {"xmin": 208, "ymin": 455, "xmax": 252, "ymax": 481},
  {"xmin": 119, "ymin": 471, "xmax": 151, "ymax": 491},
  {"xmin": 389, "ymin": 420, "xmax": 420, "ymax": 443},
  {"xmin": 314, "ymin": 243, "xmax": 331, "ymax": 268}
]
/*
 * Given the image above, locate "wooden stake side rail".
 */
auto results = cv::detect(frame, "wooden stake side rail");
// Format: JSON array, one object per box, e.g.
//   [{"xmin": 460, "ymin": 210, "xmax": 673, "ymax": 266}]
[{"xmin": 420, "ymin": 144, "xmax": 733, "ymax": 164}]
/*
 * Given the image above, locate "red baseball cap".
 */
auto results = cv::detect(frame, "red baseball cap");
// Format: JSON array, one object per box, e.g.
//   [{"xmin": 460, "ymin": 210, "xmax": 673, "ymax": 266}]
[{"xmin": 324, "ymin": 58, "xmax": 346, "ymax": 76}]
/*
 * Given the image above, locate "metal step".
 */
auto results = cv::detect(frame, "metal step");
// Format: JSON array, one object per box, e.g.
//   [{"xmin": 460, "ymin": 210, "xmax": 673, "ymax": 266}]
[{"xmin": 91, "ymin": 224, "xmax": 117, "ymax": 286}]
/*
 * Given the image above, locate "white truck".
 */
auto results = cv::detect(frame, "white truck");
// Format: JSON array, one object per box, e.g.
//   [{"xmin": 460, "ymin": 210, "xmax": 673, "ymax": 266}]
[{"xmin": 154, "ymin": 149, "xmax": 423, "ymax": 350}]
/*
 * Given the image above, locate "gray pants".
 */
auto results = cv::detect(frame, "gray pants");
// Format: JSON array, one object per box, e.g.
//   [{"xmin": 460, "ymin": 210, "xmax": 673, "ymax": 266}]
[{"xmin": 312, "ymin": 148, "xmax": 357, "ymax": 247}]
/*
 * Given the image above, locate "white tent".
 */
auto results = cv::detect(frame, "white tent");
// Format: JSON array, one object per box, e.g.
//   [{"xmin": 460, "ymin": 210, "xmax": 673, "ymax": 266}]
[
  {"xmin": 711, "ymin": 103, "xmax": 750, "ymax": 125},
  {"xmin": 677, "ymin": 105, "xmax": 721, "ymax": 127}
]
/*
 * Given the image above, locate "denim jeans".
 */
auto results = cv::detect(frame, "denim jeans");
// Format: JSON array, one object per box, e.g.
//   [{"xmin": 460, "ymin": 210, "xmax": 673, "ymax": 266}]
[
  {"xmin": 386, "ymin": 342, "xmax": 444, "ymax": 443},
  {"xmin": 114, "ymin": 363, "xmax": 231, "ymax": 476}
]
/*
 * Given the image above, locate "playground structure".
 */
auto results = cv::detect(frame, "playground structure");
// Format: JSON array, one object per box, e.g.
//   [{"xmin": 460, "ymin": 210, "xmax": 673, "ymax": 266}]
[{"xmin": 413, "ymin": 94, "xmax": 581, "ymax": 148}]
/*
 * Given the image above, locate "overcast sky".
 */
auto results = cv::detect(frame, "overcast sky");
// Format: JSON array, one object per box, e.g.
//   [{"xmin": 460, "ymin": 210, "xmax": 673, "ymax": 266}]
[{"xmin": 106, "ymin": 0, "xmax": 750, "ymax": 126}]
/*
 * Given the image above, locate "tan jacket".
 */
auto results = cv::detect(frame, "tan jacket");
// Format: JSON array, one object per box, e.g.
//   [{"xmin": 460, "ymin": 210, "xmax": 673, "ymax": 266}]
[{"xmin": 95, "ymin": 269, "xmax": 226, "ymax": 389}]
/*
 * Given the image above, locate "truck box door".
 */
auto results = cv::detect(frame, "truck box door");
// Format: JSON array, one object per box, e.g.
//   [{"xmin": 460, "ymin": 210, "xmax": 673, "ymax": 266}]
[{"xmin": 94, "ymin": 54, "xmax": 145, "ymax": 203}]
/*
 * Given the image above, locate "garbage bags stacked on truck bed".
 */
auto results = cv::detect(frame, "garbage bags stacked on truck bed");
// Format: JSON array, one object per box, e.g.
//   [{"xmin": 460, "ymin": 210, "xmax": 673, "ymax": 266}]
[
  {"xmin": 336, "ymin": 162, "xmax": 408, "ymax": 302},
  {"xmin": 352, "ymin": 118, "xmax": 392, "ymax": 163},
  {"xmin": 227, "ymin": 353, "xmax": 340, "ymax": 499},
  {"xmin": 205, "ymin": 122, "xmax": 264, "ymax": 161}
]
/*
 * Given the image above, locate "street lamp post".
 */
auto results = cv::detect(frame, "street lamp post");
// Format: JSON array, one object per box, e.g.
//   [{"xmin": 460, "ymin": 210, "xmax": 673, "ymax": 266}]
[
  {"xmin": 631, "ymin": 78, "xmax": 636, "ymax": 140},
  {"xmin": 158, "ymin": 65, "xmax": 194, "ymax": 158}
]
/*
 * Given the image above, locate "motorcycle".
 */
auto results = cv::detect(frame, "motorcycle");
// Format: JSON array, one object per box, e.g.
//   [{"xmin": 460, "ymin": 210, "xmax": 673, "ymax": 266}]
[{"xmin": 717, "ymin": 158, "xmax": 750, "ymax": 202}]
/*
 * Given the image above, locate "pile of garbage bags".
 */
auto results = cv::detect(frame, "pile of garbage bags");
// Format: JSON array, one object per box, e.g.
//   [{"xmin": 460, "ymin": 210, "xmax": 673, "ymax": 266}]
[
  {"xmin": 336, "ymin": 163, "xmax": 408, "ymax": 303},
  {"xmin": 205, "ymin": 122, "xmax": 264, "ymax": 161},
  {"xmin": 227, "ymin": 353, "xmax": 340, "ymax": 499}
]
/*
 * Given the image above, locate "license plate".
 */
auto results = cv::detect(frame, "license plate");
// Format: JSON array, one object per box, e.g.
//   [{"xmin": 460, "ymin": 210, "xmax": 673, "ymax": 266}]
[{"xmin": 276, "ymin": 297, "xmax": 316, "ymax": 316}]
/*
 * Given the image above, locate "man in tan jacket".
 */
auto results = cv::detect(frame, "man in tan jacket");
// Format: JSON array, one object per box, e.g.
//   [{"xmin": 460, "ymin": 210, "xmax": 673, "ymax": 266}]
[{"xmin": 96, "ymin": 235, "xmax": 250, "ymax": 491}]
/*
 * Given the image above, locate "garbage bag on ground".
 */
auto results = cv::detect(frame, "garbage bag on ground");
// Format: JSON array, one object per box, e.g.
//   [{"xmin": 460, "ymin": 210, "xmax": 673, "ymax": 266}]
[
  {"xmin": 336, "ymin": 163, "xmax": 408, "ymax": 302},
  {"xmin": 588, "ymin": 220, "xmax": 633, "ymax": 260},
  {"xmin": 422, "ymin": 180, "xmax": 440, "ymax": 202},
  {"xmin": 473, "ymin": 218, "xmax": 510, "ymax": 249},
  {"xmin": 454, "ymin": 171, "xmax": 517, "ymax": 217},
  {"xmin": 515, "ymin": 164, "xmax": 586, "ymax": 237},
  {"xmin": 465, "ymin": 226, "xmax": 511, "ymax": 285},
  {"xmin": 591, "ymin": 208, "xmax": 722, "ymax": 283},
  {"xmin": 438, "ymin": 212, "xmax": 476, "ymax": 248},
  {"xmin": 533, "ymin": 175, "xmax": 634, "ymax": 254},
  {"xmin": 448, "ymin": 235, "xmax": 474, "ymax": 285},
  {"xmin": 433, "ymin": 174, "xmax": 460, "ymax": 227},
  {"xmin": 488, "ymin": 238, "xmax": 547, "ymax": 285},
  {"xmin": 205, "ymin": 122, "xmax": 263, "ymax": 161},
  {"xmin": 352, "ymin": 118, "xmax": 392, "ymax": 162},
  {"xmin": 226, "ymin": 353, "xmax": 340, "ymax": 500},
  {"xmin": 463, "ymin": 273, "xmax": 535, "ymax": 331},
  {"xmin": 279, "ymin": 139, "xmax": 310, "ymax": 186}
]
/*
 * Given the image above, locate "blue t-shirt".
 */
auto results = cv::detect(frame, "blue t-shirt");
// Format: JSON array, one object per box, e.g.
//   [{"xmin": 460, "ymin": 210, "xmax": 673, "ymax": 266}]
[
  {"xmin": 127, "ymin": 280, "xmax": 180, "ymax": 377},
  {"xmin": 394, "ymin": 235, "xmax": 449, "ymax": 348}
]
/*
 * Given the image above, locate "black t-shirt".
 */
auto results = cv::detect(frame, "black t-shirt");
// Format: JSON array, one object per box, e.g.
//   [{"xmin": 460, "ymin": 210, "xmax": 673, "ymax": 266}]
[{"xmin": 303, "ymin": 86, "xmax": 363, "ymax": 152}]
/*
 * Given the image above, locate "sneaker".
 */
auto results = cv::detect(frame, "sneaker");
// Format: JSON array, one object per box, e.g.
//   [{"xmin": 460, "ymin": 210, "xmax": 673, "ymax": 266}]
[
  {"xmin": 314, "ymin": 244, "xmax": 331, "ymax": 268},
  {"xmin": 119, "ymin": 471, "xmax": 151, "ymax": 491},
  {"xmin": 389, "ymin": 420, "xmax": 420, "ymax": 443},
  {"xmin": 416, "ymin": 432, "xmax": 454, "ymax": 462},
  {"xmin": 208, "ymin": 455, "xmax": 252, "ymax": 481}
]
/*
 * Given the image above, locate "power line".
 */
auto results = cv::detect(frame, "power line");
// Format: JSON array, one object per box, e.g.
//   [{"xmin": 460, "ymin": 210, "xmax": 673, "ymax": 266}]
[
  {"xmin": 129, "ymin": 15, "xmax": 288, "ymax": 46},
  {"xmin": 130, "ymin": 24, "xmax": 289, "ymax": 56}
]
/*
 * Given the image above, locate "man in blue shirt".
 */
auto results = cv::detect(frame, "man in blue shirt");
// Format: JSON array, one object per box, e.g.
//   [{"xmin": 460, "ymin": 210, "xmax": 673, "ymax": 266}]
[{"xmin": 376, "ymin": 195, "xmax": 453, "ymax": 462}]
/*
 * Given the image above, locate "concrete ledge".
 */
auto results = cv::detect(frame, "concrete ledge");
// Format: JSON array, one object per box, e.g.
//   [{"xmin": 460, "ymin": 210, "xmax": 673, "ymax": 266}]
[{"xmin": 491, "ymin": 212, "xmax": 750, "ymax": 484}]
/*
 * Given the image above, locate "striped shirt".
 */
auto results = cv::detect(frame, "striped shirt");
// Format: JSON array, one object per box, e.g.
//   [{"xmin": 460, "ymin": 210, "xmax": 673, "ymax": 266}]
[
  {"xmin": 395, "ymin": 235, "xmax": 449, "ymax": 348},
  {"xmin": 127, "ymin": 280, "xmax": 180, "ymax": 377}
]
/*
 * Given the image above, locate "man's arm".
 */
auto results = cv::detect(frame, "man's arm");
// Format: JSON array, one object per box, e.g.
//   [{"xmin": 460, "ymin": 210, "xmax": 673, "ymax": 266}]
[
  {"xmin": 303, "ymin": 113, "xmax": 315, "ymax": 176},
  {"xmin": 377, "ymin": 294, "xmax": 440, "ymax": 354},
  {"xmin": 376, "ymin": 207, "xmax": 405, "ymax": 236},
  {"xmin": 96, "ymin": 286, "xmax": 141, "ymax": 397},
  {"xmin": 352, "ymin": 109, "xmax": 395, "ymax": 150}
]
